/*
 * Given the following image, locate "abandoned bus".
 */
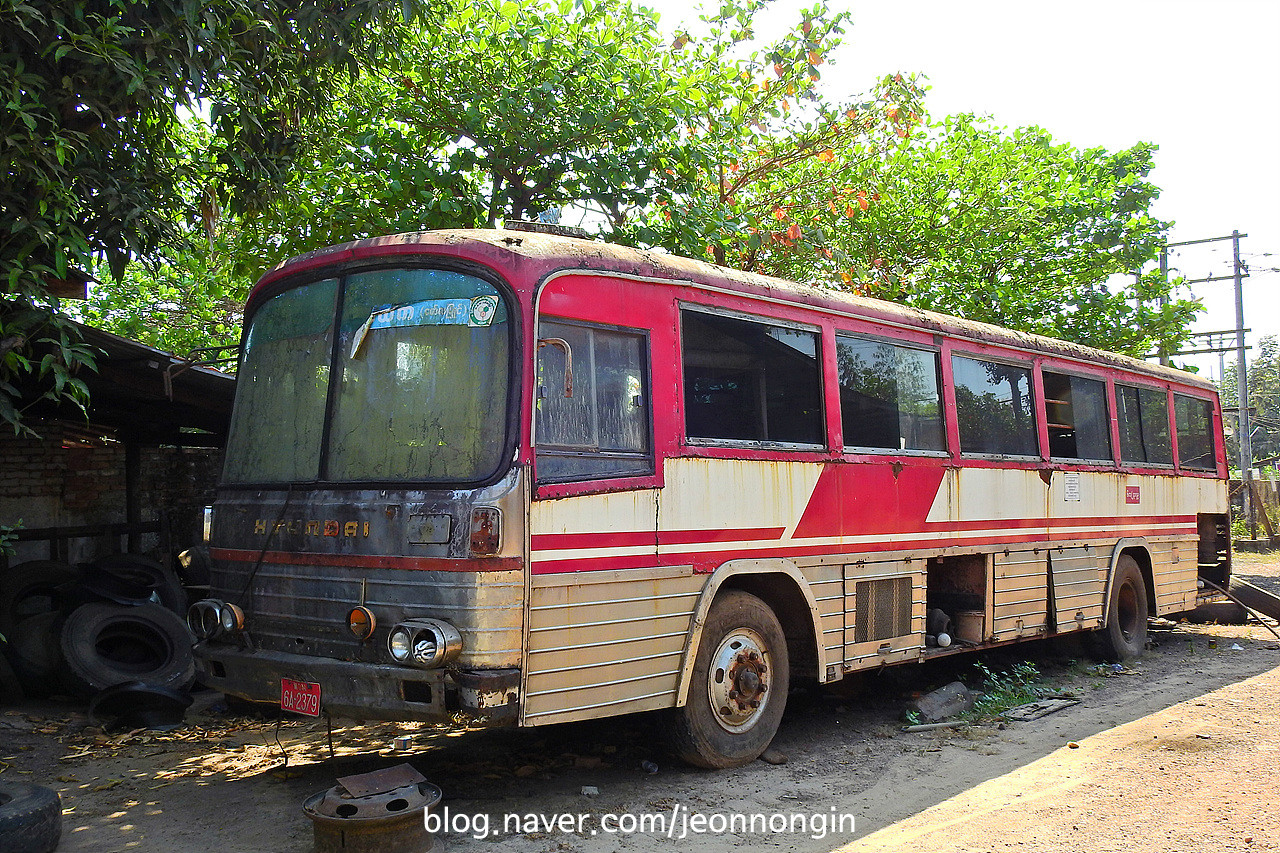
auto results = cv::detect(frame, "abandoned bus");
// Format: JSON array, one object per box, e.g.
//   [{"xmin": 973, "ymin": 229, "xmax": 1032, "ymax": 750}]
[{"xmin": 191, "ymin": 227, "xmax": 1230, "ymax": 768}]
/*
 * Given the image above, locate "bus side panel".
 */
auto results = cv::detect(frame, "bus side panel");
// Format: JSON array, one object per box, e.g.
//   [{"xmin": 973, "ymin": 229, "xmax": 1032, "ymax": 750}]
[
  {"xmin": 522, "ymin": 566, "xmax": 703, "ymax": 727},
  {"xmin": 837, "ymin": 559, "xmax": 925, "ymax": 670},
  {"xmin": 1147, "ymin": 539, "xmax": 1199, "ymax": 615},
  {"xmin": 992, "ymin": 551, "xmax": 1050, "ymax": 642},
  {"xmin": 526, "ymin": 489, "xmax": 703, "ymax": 727},
  {"xmin": 1049, "ymin": 545, "xmax": 1105, "ymax": 631},
  {"xmin": 799, "ymin": 561, "xmax": 847, "ymax": 675}
]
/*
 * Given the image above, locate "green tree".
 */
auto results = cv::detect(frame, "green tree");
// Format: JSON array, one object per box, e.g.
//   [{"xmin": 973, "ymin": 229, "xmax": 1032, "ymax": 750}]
[
  {"xmin": 1221, "ymin": 335, "xmax": 1280, "ymax": 471},
  {"xmin": 686, "ymin": 112, "xmax": 1199, "ymax": 358},
  {"xmin": 1, "ymin": 0, "xmax": 424, "ymax": 431},
  {"xmin": 621, "ymin": 1, "xmax": 924, "ymax": 268}
]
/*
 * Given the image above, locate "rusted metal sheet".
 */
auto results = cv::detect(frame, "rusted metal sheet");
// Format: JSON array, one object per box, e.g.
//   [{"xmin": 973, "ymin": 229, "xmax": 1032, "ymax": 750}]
[
  {"xmin": 337, "ymin": 764, "xmax": 426, "ymax": 799},
  {"xmin": 1048, "ymin": 545, "xmax": 1103, "ymax": 632}
]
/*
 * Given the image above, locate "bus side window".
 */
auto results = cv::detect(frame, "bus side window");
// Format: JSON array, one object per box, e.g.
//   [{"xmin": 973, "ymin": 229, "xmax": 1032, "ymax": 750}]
[
  {"xmin": 681, "ymin": 308, "xmax": 824, "ymax": 447},
  {"xmin": 535, "ymin": 318, "xmax": 653, "ymax": 483},
  {"xmin": 1174, "ymin": 394, "xmax": 1216, "ymax": 470},
  {"xmin": 1043, "ymin": 371, "xmax": 1111, "ymax": 462},
  {"xmin": 836, "ymin": 335, "xmax": 944, "ymax": 452},
  {"xmin": 951, "ymin": 355, "xmax": 1037, "ymax": 457},
  {"xmin": 1116, "ymin": 384, "xmax": 1173, "ymax": 465}
]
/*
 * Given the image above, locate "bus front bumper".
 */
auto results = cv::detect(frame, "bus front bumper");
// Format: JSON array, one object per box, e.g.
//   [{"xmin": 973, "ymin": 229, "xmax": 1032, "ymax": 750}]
[{"xmin": 194, "ymin": 643, "xmax": 520, "ymax": 724}]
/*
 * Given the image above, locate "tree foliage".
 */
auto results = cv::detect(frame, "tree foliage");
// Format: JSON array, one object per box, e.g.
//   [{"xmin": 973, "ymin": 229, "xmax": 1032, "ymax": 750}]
[
  {"xmin": 24, "ymin": 0, "xmax": 1204, "ymax": 397},
  {"xmin": 656, "ymin": 109, "xmax": 1199, "ymax": 359},
  {"xmin": 0, "ymin": 0, "xmax": 424, "ymax": 432},
  {"xmin": 1221, "ymin": 335, "xmax": 1280, "ymax": 470}
]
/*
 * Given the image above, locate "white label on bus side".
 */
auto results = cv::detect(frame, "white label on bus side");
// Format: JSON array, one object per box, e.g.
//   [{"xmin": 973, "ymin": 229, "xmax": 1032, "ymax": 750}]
[{"xmin": 1064, "ymin": 472, "xmax": 1081, "ymax": 502}]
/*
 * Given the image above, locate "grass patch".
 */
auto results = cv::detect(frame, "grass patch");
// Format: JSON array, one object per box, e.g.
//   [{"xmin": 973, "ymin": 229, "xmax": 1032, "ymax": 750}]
[{"xmin": 966, "ymin": 661, "xmax": 1046, "ymax": 721}]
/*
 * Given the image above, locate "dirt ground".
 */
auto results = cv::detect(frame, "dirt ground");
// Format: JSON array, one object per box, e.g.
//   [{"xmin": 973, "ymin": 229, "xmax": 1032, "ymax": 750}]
[{"xmin": 3, "ymin": 552, "xmax": 1279, "ymax": 853}]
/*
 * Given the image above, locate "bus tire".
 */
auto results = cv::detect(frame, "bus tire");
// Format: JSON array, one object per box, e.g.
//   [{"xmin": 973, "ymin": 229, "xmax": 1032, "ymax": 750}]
[
  {"xmin": 668, "ymin": 590, "xmax": 789, "ymax": 769},
  {"xmin": 1091, "ymin": 555, "xmax": 1148, "ymax": 661},
  {"xmin": 59, "ymin": 602, "xmax": 195, "ymax": 697},
  {"xmin": 0, "ymin": 560, "xmax": 80, "ymax": 637}
]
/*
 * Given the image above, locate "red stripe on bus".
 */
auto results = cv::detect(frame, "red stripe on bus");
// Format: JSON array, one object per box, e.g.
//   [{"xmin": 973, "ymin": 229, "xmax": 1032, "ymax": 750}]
[
  {"xmin": 792, "ymin": 464, "xmax": 948, "ymax": 539},
  {"xmin": 530, "ymin": 531, "xmax": 656, "ymax": 550},
  {"xmin": 527, "ymin": 527, "xmax": 1198, "ymax": 574},
  {"xmin": 659, "ymin": 527, "xmax": 787, "ymax": 545},
  {"xmin": 210, "ymin": 548, "xmax": 520, "ymax": 573},
  {"xmin": 923, "ymin": 514, "xmax": 1198, "ymax": 532},
  {"xmin": 531, "ymin": 527, "xmax": 787, "ymax": 552},
  {"xmin": 529, "ymin": 553, "xmax": 672, "ymax": 575}
]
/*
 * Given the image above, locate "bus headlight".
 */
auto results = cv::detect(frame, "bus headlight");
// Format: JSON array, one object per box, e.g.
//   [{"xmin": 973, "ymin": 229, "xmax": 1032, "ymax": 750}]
[
  {"xmin": 388, "ymin": 626, "xmax": 413, "ymax": 662},
  {"xmin": 188, "ymin": 599, "xmax": 245, "ymax": 639},
  {"xmin": 219, "ymin": 602, "xmax": 245, "ymax": 633},
  {"xmin": 385, "ymin": 618, "xmax": 463, "ymax": 669}
]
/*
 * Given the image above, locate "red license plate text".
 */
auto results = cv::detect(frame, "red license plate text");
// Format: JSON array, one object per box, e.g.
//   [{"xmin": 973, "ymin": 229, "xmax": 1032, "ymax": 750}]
[{"xmin": 281, "ymin": 678, "xmax": 321, "ymax": 717}]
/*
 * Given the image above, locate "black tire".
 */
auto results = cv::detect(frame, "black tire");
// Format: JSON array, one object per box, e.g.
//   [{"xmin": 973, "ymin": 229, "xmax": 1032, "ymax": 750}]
[
  {"xmin": 89, "ymin": 554, "xmax": 187, "ymax": 615},
  {"xmin": 0, "ymin": 781, "xmax": 62, "ymax": 853},
  {"xmin": 1091, "ymin": 555, "xmax": 1149, "ymax": 661},
  {"xmin": 0, "ymin": 639, "xmax": 27, "ymax": 703},
  {"xmin": 60, "ymin": 601, "xmax": 195, "ymax": 696},
  {"xmin": 667, "ymin": 590, "xmax": 789, "ymax": 769},
  {"xmin": 0, "ymin": 560, "xmax": 80, "ymax": 637},
  {"xmin": 7, "ymin": 612, "xmax": 65, "ymax": 698}
]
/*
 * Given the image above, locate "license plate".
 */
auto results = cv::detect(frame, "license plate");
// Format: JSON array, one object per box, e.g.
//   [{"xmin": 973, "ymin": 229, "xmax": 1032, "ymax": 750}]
[{"xmin": 281, "ymin": 678, "xmax": 321, "ymax": 717}]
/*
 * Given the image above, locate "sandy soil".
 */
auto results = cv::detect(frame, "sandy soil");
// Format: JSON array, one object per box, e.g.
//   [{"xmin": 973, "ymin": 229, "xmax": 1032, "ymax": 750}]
[{"xmin": 2, "ymin": 552, "xmax": 1278, "ymax": 853}]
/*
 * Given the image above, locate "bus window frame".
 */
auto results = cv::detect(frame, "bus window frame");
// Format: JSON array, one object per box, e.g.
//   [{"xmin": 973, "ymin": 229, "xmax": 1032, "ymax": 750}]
[
  {"xmin": 1171, "ymin": 390, "xmax": 1221, "ymax": 475},
  {"xmin": 1113, "ymin": 380, "xmax": 1177, "ymax": 473},
  {"xmin": 1038, "ymin": 363, "xmax": 1115, "ymax": 466},
  {"xmin": 222, "ymin": 258, "xmax": 525, "ymax": 492},
  {"xmin": 532, "ymin": 315, "xmax": 656, "ymax": 486},
  {"xmin": 832, "ymin": 328, "xmax": 948, "ymax": 459},
  {"xmin": 947, "ymin": 348, "xmax": 1042, "ymax": 463},
  {"xmin": 678, "ymin": 302, "xmax": 829, "ymax": 454}
]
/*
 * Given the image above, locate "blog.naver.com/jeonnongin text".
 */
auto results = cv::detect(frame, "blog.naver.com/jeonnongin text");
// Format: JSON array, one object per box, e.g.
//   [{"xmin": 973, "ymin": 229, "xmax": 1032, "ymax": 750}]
[{"xmin": 425, "ymin": 803, "xmax": 857, "ymax": 841}]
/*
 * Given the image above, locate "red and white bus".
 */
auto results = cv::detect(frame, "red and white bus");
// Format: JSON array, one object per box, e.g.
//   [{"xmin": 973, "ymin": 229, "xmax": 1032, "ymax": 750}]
[{"xmin": 191, "ymin": 227, "xmax": 1230, "ymax": 768}]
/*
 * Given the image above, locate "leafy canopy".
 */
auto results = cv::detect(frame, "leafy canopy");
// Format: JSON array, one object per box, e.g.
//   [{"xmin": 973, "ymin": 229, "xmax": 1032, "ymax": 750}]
[
  {"xmin": 705, "ymin": 113, "xmax": 1199, "ymax": 358},
  {"xmin": 0, "ymin": 0, "xmax": 424, "ymax": 433},
  {"xmin": 31, "ymin": 0, "xmax": 1202, "ymax": 396}
]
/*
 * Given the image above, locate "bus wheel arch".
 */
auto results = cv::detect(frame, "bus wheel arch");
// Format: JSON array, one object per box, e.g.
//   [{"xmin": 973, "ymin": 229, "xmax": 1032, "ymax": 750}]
[{"xmin": 669, "ymin": 562, "xmax": 823, "ymax": 768}]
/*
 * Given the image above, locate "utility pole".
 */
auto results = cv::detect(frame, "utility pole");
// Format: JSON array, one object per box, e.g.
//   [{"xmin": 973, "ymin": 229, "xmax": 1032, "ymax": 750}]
[
  {"xmin": 1232, "ymin": 230, "xmax": 1254, "ymax": 536},
  {"xmin": 1162, "ymin": 232, "xmax": 1252, "ymax": 536}
]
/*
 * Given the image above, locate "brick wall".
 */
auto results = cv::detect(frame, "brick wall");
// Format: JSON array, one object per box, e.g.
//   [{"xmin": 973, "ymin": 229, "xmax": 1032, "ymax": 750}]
[{"xmin": 1, "ymin": 423, "xmax": 223, "ymax": 565}]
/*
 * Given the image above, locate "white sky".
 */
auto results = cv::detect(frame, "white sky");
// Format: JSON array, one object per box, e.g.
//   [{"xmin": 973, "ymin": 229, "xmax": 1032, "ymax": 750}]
[{"xmin": 649, "ymin": 0, "xmax": 1280, "ymax": 379}]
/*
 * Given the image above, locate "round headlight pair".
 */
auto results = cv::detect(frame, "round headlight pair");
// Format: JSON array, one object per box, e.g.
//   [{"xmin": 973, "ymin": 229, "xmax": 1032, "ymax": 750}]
[
  {"xmin": 187, "ymin": 599, "xmax": 245, "ymax": 639},
  {"xmin": 386, "ymin": 619, "xmax": 463, "ymax": 669}
]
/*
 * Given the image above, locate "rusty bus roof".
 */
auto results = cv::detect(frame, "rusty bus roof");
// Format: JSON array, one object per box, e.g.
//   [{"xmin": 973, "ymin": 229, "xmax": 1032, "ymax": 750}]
[{"xmin": 256, "ymin": 228, "xmax": 1214, "ymax": 392}]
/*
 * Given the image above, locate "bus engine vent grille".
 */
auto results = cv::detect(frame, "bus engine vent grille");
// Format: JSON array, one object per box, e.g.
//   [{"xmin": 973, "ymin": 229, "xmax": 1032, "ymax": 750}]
[{"xmin": 855, "ymin": 576, "xmax": 913, "ymax": 643}]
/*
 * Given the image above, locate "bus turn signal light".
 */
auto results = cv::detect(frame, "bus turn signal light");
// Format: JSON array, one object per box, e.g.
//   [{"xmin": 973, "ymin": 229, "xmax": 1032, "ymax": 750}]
[{"xmin": 346, "ymin": 606, "xmax": 376, "ymax": 640}]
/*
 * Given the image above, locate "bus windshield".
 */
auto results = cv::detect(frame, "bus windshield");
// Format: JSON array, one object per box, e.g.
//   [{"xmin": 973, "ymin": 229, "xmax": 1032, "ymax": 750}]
[{"xmin": 223, "ymin": 267, "xmax": 512, "ymax": 485}]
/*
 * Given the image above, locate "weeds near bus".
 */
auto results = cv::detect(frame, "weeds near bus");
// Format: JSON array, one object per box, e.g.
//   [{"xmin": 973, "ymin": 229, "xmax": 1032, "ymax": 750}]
[{"xmin": 967, "ymin": 661, "xmax": 1045, "ymax": 720}]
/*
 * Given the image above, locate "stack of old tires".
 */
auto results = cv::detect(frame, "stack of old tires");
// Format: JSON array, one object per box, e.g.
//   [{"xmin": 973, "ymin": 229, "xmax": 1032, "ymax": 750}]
[{"xmin": 0, "ymin": 554, "xmax": 196, "ymax": 714}]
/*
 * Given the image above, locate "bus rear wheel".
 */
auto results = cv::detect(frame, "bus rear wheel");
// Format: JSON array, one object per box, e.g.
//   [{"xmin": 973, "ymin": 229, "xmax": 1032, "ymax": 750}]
[
  {"xmin": 668, "ymin": 590, "xmax": 789, "ymax": 769},
  {"xmin": 1091, "ymin": 555, "xmax": 1148, "ymax": 661}
]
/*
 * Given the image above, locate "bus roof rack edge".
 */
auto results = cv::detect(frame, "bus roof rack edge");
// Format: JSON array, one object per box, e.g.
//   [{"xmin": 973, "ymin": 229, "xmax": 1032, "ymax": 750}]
[{"xmin": 502, "ymin": 220, "xmax": 592, "ymax": 240}]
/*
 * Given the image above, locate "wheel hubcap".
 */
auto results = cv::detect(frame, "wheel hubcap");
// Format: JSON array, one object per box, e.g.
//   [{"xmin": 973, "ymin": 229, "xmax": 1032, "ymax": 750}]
[{"xmin": 707, "ymin": 628, "xmax": 771, "ymax": 733}]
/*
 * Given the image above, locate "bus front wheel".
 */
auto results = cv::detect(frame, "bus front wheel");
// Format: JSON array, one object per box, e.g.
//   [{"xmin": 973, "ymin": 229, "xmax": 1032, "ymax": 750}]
[
  {"xmin": 668, "ymin": 590, "xmax": 789, "ymax": 769},
  {"xmin": 1091, "ymin": 555, "xmax": 1149, "ymax": 661}
]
